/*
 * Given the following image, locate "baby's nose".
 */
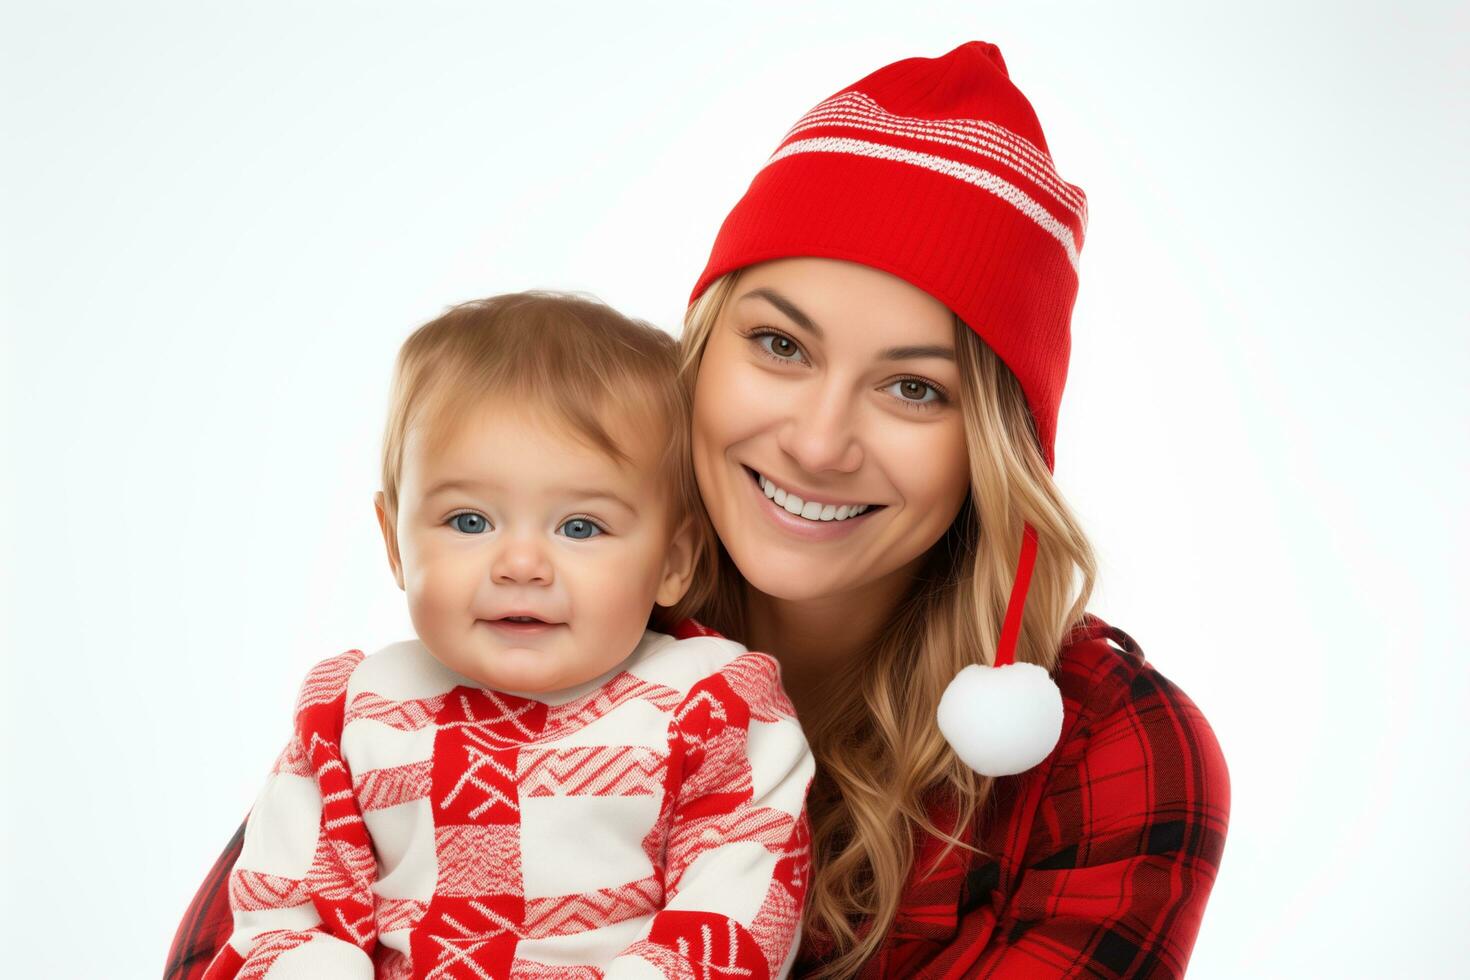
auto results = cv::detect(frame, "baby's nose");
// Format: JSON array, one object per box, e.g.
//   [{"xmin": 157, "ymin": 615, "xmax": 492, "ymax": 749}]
[{"xmin": 491, "ymin": 536, "xmax": 554, "ymax": 585}]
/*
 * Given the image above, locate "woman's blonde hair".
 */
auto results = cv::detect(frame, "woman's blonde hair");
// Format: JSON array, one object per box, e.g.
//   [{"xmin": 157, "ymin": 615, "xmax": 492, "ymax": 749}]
[{"xmin": 677, "ymin": 271, "xmax": 1098, "ymax": 979}]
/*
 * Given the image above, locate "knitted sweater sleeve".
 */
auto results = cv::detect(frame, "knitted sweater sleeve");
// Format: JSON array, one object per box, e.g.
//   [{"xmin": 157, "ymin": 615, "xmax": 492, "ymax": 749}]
[
  {"xmin": 606, "ymin": 651, "xmax": 816, "ymax": 979},
  {"xmin": 200, "ymin": 651, "xmax": 377, "ymax": 980}
]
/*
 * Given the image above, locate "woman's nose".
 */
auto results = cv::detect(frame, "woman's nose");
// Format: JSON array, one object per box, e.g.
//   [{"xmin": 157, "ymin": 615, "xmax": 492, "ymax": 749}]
[
  {"xmin": 491, "ymin": 534, "xmax": 554, "ymax": 585},
  {"xmin": 777, "ymin": 381, "xmax": 864, "ymax": 474}
]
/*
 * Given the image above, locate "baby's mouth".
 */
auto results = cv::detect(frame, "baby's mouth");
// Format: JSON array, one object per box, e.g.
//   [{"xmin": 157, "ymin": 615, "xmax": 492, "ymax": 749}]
[{"xmin": 481, "ymin": 615, "xmax": 564, "ymax": 633}]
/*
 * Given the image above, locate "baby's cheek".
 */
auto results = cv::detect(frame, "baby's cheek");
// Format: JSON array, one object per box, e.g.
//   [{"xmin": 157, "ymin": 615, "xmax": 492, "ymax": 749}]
[
  {"xmin": 406, "ymin": 557, "xmax": 473, "ymax": 630},
  {"xmin": 578, "ymin": 551, "xmax": 659, "ymax": 640}
]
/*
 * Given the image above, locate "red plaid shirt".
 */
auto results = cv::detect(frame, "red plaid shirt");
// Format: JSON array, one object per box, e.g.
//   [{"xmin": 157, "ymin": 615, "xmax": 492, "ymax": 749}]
[{"xmin": 167, "ymin": 615, "xmax": 1228, "ymax": 978}]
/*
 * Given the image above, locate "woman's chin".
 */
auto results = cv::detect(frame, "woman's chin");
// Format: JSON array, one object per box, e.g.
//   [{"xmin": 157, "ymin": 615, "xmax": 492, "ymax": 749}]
[
  {"xmin": 726, "ymin": 527, "xmax": 938, "ymax": 609},
  {"xmin": 731, "ymin": 553, "xmax": 855, "ymax": 604}
]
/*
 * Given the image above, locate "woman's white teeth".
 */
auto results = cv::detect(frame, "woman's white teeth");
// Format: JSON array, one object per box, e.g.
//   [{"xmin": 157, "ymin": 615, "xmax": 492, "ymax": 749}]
[{"xmin": 757, "ymin": 472, "xmax": 870, "ymax": 522}]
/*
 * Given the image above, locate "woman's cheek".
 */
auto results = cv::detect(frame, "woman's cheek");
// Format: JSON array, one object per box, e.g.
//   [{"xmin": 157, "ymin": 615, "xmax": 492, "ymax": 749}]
[
  {"xmin": 729, "ymin": 358, "xmax": 791, "ymax": 420},
  {"xmin": 700, "ymin": 337, "xmax": 770, "ymax": 427},
  {"xmin": 693, "ymin": 364, "xmax": 736, "ymax": 445},
  {"xmin": 916, "ymin": 422, "xmax": 970, "ymax": 509}
]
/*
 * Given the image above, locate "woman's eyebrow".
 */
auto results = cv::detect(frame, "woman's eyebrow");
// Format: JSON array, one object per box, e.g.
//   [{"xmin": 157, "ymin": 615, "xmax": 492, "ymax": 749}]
[
  {"xmin": 741, "ymin": 288, "xmax": 954, "ymax": 361},
  {"xmin": 880, "ymin": 344, "xmax": 955, "ymax": 361},
  {"xmin": 740, "ymin": 288, "xmax": 823, "ymax": 338}
]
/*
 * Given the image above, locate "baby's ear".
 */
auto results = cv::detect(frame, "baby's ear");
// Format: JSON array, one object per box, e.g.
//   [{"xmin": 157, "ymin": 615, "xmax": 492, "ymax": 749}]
[
  {"xmin": 374, "ymin": 491, "xmax": 406, "ymax": 591},
  {"xmin": 654, "ymin": 515, "xmax": 700, "ymax": 608}
]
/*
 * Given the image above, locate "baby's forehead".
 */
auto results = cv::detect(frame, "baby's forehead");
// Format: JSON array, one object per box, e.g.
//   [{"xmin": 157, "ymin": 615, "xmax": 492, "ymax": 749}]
[{"xmin": 406, "ymin": 397, "xmax": 672, "ymax": 497}]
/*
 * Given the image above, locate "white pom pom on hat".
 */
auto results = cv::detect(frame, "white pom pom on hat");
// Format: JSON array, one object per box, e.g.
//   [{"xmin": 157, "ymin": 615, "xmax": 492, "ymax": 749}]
[
  {"xmin": 938, "ymin": 661, "xmax": 1062, "ymax": 777},
  {"xmin": 937, "ymin": 523, "xmax": 1064, "ymax": 777}
]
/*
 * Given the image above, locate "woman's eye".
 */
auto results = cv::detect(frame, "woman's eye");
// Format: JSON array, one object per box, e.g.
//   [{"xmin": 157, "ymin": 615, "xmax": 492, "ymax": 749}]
[
  {"xmin": 753, "ymin": 330, "xmax": 805, "ymax": 362},
  {"xmin": 887, "ymin": 378, "xmax": 945, "ymax": 408},
  {"xmin": 450, "ymin": 513, "xmax": 488, "ymax": 534},
  {"xmin": 559, "ymin": 518, "xmax": 603, "ymax": 540}
]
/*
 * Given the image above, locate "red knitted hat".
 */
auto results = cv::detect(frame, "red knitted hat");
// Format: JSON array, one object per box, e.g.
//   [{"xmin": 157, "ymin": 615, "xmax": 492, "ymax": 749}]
[
  {"xmin": 690, "ymin": 41, "xmax": 1085, "ymax": 776},
  {"xmin": 689, "ymin": 40, "xmax": 1085, "ymax": 470}
]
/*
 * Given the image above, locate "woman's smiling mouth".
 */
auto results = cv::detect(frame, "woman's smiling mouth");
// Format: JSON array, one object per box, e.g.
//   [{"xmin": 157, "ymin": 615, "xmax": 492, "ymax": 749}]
[{"xmin": 743, "ymin": 465, "xmax": 884, "ymax": 538}]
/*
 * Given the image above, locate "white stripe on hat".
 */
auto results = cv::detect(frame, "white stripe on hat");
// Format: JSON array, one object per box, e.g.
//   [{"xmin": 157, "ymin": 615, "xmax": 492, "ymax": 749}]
[
  {"xmin": 782, "ymin": 92, "xmax": 1087, "ymax": 221},
  {"xmin": 803, "ymin": 93, "xmax": 1071, "ymax": 194},
  {"xmin": 766, "ymin": 136, "xmax": 1083, "ymax": 272},
  {"xmin": 787, "ymin": 108, "xmax": 1088, "ymax": 222}
]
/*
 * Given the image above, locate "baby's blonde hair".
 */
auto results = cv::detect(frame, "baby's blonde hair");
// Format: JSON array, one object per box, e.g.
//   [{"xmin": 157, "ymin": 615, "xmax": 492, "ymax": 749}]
[{"xmin": 380, "ymin": 291, "xmax": 715, "ymax": 630}]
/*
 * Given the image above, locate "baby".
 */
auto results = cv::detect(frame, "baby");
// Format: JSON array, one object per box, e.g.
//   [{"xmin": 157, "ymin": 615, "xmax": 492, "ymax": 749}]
[{"xmin": 204, "ymin": 293, "xmax": 814, "ymax": 980}]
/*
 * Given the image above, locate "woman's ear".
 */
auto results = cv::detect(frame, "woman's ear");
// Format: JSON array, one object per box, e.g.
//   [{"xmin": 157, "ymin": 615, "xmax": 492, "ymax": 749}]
[
  {"xmin": 374, "ymin": 491, "xmax": 406, "ymax": 591},
  {"xmin": 654, "ymin": 515, "xmax": 700, "ymax": 609}
]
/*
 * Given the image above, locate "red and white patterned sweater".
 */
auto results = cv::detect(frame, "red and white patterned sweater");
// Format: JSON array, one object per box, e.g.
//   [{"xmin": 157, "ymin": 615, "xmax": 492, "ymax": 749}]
[{"xmin": 202, "ymin": 627, "xmax": 815, "ymax": 979}]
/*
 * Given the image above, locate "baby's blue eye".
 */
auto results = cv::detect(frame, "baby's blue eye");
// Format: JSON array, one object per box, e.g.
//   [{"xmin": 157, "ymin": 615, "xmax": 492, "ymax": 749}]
[
  {"xmin": 451, "ymin": 513, "xmax": 488, "ymax": 534},
  {"xmin": 559, "ymin": 518, "xmax": 602, "ymax": 540}
]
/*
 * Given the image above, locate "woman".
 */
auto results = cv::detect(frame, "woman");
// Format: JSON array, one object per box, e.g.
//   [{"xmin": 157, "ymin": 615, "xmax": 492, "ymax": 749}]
[{"xmin": 168, "ymin": 41, "xmax": 1228, "ymax": 978}]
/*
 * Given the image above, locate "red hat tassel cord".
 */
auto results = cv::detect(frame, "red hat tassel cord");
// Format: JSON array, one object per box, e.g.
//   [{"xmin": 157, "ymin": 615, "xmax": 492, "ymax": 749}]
[{"xmin": 937, "ymin": 523, "xmax": 1065, "ymax": 776}]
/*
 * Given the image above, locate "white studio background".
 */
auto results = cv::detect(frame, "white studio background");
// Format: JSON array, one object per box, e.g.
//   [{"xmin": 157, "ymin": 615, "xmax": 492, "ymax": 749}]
[{"xmin": 2, "ymin": 2, "xmax": 1466, "ymax": 976}]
